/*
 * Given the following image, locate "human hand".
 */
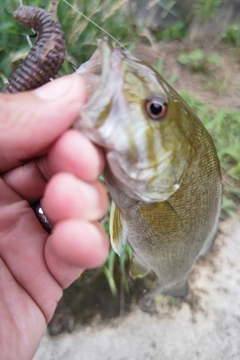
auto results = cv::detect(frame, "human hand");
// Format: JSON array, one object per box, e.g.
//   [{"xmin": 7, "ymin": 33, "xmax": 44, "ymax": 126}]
[{"xmin": 0, "ymin": 75, "xmax": 109, "ymax": 359}]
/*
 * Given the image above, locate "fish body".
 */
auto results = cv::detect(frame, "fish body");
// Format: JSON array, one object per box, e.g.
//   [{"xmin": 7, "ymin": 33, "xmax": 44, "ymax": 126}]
[{"xmin": 74, "ymin": 38, "xmax": 222, "ymax": 297}]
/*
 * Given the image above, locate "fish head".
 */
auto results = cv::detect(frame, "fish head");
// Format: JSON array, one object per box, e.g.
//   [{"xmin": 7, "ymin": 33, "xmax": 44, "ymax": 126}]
[{"xmin": 74, "ymin": 38, "xmax": 195, "ymax": 202}]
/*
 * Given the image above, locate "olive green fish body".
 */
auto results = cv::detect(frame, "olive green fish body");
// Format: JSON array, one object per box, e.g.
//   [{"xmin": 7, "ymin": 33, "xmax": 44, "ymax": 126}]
[
  {"xmin": 74, "ymin": 38, "xmax": 222, "ymax": 296},
  {"xmin": 105, "ymin": 100, "xmax": 221, "ymax": 295}
]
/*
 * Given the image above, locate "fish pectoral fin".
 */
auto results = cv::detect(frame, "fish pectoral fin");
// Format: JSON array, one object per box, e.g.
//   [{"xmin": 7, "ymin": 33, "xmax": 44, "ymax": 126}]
[
  {"xmin": 130, "ymin": 255, "xmax": 150, "ymax": 278},
  {"xmin": 109, "ymin": 201, "xmax": 127, "ymax": 256},
  {"xmin": 161, "ymin": 278, "xmax": 188, "ymax": 298}
]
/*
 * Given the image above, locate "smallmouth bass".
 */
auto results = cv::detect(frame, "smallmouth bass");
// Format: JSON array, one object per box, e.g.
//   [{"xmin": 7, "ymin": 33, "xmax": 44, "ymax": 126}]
[{"xmin": 74, "ymin": 38, "xmax": 222, "ymax": 297}]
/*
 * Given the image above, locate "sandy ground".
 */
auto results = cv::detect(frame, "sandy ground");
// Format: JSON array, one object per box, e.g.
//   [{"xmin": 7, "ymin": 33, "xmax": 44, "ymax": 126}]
[{"xmin": 34, "ymin": 213, "xmax": 240, "ymax": 360}]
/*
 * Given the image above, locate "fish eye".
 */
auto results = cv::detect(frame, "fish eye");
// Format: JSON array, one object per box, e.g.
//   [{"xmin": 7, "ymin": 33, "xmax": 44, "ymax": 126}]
[{"xmin": 145, "ymin": 97, "xmax": 168, "ymax": 120}]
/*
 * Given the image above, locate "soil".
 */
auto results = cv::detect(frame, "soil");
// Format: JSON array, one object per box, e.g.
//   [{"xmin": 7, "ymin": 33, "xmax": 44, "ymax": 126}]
[
  {"xmin": 34, "ymin": 41, "xmax": 240, "ymax": 359},
  {"xmin": 134, "ymin": 41, "xmax": 240, "ymax": 110},
  {"xmin": 34, "ymin": 212, "xmax": 240, "ymax": 360}
]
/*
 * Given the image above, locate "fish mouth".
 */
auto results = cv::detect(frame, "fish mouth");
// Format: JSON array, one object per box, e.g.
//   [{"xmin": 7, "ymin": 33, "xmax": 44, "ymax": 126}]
[
  {"xmin": 76, "ymin": 37, "xmax": 121, "ymax": 120},
  {"xmin": 74, "ymin": 37, "xmax": 124, "ymax": 149},
  {"xmin": 74, "ymin": 39, "xmax": 180, "ymax": 202}
]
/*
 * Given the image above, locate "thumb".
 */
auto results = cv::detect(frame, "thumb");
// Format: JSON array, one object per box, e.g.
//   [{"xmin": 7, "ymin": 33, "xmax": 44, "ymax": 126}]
[{"xmin": 0, "ymin": 75, "xmax": 87, "ymax": 172}]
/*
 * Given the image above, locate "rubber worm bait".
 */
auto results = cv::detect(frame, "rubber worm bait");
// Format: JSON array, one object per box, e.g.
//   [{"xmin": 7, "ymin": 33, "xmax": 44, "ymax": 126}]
[
  {"xmin": 3, "ymin": 5, "xmax": 66, "ymax": 93},
  {"xmin": 3, "ymin": 5, "xmax": 67, "ymax": 232}
]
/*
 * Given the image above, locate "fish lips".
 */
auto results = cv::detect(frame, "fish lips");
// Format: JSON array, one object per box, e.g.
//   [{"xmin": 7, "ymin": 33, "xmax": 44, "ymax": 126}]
[{"xmin": 74, "ymin": 38, "xmax": 124, "ymax": 136}]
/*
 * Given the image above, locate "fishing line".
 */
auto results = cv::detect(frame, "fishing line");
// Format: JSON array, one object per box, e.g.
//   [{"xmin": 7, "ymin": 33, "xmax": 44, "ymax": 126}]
[
  {"xmin": 18, "ymin": 0, "xmax": 36, "ymax": 48},
  {"xmin": 61, "ymin": 0, "xmax": 127, "ymax": 50},
  {"xmin": 18, "ymin": 0, "xmax": 126, "ymax": 54}
]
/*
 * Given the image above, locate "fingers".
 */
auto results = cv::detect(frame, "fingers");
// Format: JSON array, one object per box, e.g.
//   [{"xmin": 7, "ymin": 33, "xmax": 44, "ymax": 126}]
[
  {"xmin": 45, "ymin": 220, "xmax": 109, "ymax": 288},
  {"xmin": 2, "ymin": 161, "xmax": 47, "ymax": 202},
  {"xmin": 44, "ymin": 129, "xmax": 105, "ymax": 181},
  {"xmin": 41, "ymin": 173, "xmax": 108, "ymax": 223},
  {"xmin": 0, "ymin": 179, "xmax": 62, "ymax": 322},
  {"xmin": 0, "ymin": 178, "xmax": 109, "ymax": 321},
  {"xmin": 41, "ymin": 169, "xmax": 109, "ymax": 289},
  {"xmin": 0, "ymin": 75, "xmax": 87, "ymax": 173},
  {"xmin": 2, "ymin": 130, "xmax": 105, "ymax": 202}
]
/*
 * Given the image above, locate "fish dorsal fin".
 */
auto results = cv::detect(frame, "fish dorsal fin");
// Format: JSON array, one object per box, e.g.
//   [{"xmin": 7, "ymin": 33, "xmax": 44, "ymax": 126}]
[
  {"xmin": 109, "ymin": 201, "xmax": 127, "ymax": 256},
  {"xmin": 130, "ymin": 255, "xmax": 149, "ymax": 278}
]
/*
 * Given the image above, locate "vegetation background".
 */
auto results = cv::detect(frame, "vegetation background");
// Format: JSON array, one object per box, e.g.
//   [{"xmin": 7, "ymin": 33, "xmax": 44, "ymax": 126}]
[{"xmin": 0, "ymin": 0, "xmax": 239, "ymax": 329}]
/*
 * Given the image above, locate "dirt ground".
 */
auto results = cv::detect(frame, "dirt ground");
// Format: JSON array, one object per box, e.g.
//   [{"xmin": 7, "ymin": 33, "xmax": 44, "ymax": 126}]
[
  {"xmin": 34, "ymin": 41, "xmax": 240, "ymax": 360},
  {"xmin": 34, "ymin": 213, "xmax": 240, "ymax": 360},
  {"xmin": 134, "ymin": 41, "xmax": 240, "ymax": 110}
]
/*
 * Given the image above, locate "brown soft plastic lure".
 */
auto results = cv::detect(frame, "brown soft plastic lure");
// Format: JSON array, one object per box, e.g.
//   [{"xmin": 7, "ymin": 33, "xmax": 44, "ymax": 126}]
[
  {"xmin": 3, "ymin": 5, "xmax": 66, "ymax": 93},
  {"xmin": 2, "ymin": 5, "xmax": 66, "ymax": 232}
]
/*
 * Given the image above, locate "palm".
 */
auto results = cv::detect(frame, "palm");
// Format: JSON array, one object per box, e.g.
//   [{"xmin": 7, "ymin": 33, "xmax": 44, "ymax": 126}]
[{"xmin": 0, "ymin": 180, "xmax": 53, "ymax": 359}]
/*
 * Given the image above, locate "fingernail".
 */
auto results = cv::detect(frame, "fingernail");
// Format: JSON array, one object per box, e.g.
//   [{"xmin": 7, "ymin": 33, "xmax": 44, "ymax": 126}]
[{"xmin": 34, "ymin": 76, "xmax": 74, "ymax": 101}]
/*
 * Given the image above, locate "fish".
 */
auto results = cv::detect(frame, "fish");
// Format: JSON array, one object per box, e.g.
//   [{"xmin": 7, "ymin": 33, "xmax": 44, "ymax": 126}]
[{"xmin": 73, "ymin": 37, "xmax": 222, "ymax": 298}]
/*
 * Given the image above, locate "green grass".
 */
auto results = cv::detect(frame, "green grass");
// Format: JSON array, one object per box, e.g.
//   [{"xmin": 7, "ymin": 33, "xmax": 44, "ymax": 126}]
[
  {"xmin": 154, "ymin": 20, "xmax": 188, "ymax": 41},
  {"xmin": 102, "ymin": 244, "xmax": 132, "ymax": 296},
  {"xmin": 177, "ymin": 49, "xmax": 222, "ymax": 73},
  {"xmin": 194, "ymin": 0, "xmax": 223, "ymax": 22},
  {"xmin": 222, "ymin": 22, "xmax": 240, "ymax": 45}
]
